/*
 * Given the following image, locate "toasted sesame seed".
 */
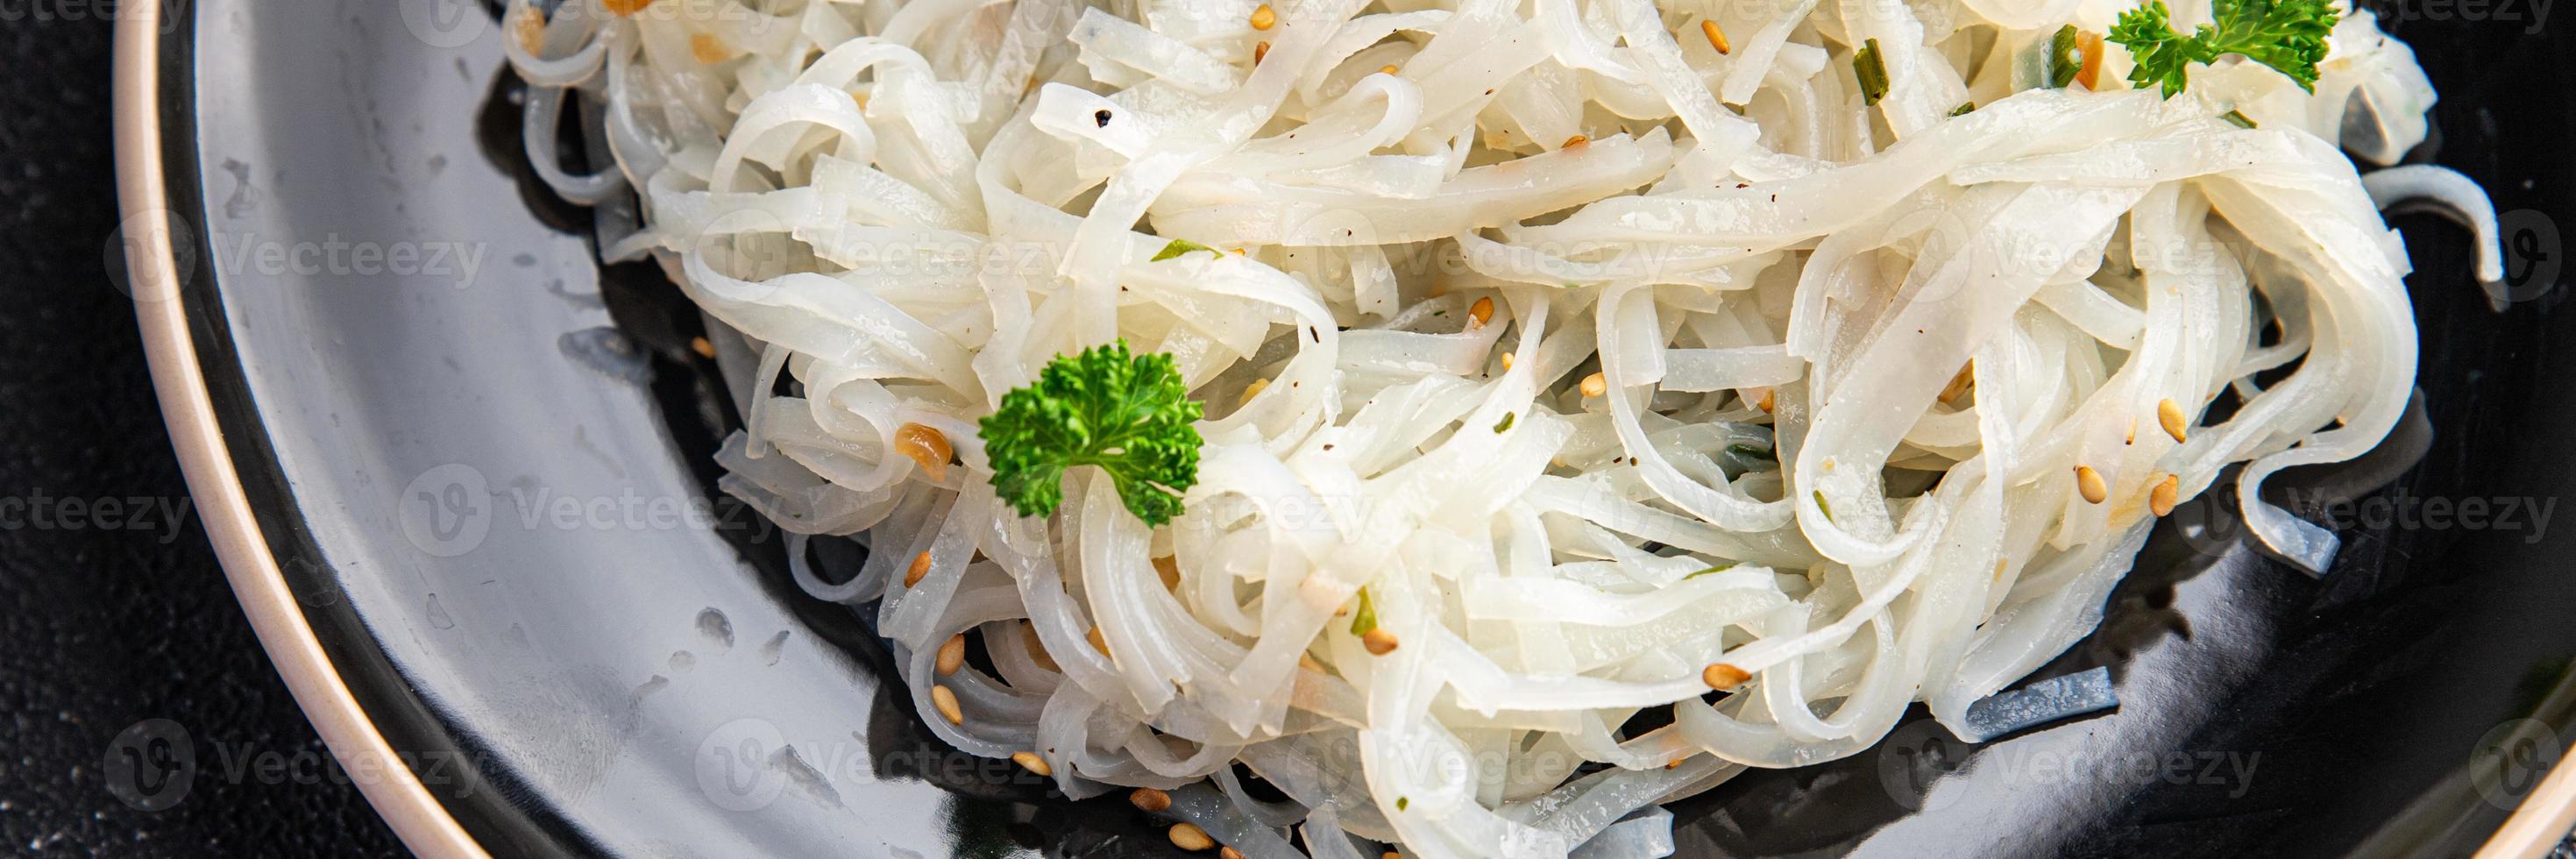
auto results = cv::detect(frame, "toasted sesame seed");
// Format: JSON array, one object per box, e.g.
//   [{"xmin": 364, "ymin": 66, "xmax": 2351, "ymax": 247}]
[
  {"xmin": 1362, "ymin": 628, "xmax": 1400, "ymax": 656},
  {"xmin": 1021, "ymin": 621, "xmax": 1059, "ymax": 671},
  {"xmin": 1253, "ymin": 41, "xmax": 1269, "ymax": 64},
  {"xmin": 1700, "ymin": 19, "xmax": 1731, "ymax": 54},
  {"xmin": 2158, "ymin": 398, "xmax": 2189, "ymax": 443},
  {"xmin": 690, "ymin": 32, "xmax": 729, "ymax": 64},
  {"xmin": 1499, "ymin": 352, "xmax": 1515, "ymax": 371},
  {"xmin": 1239, "ymin": 377, "xmax": 1269, "ymax": 406},
  {"xmin": 894, "ymin": 423, "xmax": 951, "ymax": 482},
  {"xmin": 1011, "ymin": 751, "xmax": 1053, "ymax": 777},
  {"xmin": 1379, "ymin": 64, "xmax": 1400, "ymax": 75},
  {"xmin": 2150, "ymin": 473, "xmax": 2181, "ymax": 516},
  {"xmin": 1703, "ymin": 663, "xmax": 1751, "ymax": 689},
  {"xmin": 1579, "ymin": 373, "xmax": 1607, "ymax": 397},
  {"xmin": 1299, "ymin": 652, "xmax": 1328, "ymax": 672},
  {"xmin": 1154, "ymin": 555, "xmax": 1182, "ymax": 591},
  {"xmin": 1222, "ymin": 848, "xmax": 1247, "ymax": 859},
  {"xmin": 1132, "ymin": 787, "xmax": 1174, "ymax": 812},
  {"xmin": 1169, "ymin": 823, "xmax": 1216, "ymax": 851},
  {"xmin": 1562, "ymin": 134, "xmax": 1589, "ymax": 148},
  {"xmin": 689, "ymin": 336, "xmax": 715, "ymax": 359},
  {"xmin": 514, "ymin": 7, "xmax": 548, "ymax": 54},
  {"xmin": 1249, "ymin": 3, "xmax": 1276, "ymax": 30},
  {"xmin": 1755, "ymin": 387, "xmax": 1775, "ymax": 414},
  {"xmin": 905, "ymin": 550, "xmax": 932, "ymax": 587},
  {"xmin": 929, "ymin": 685, "xmax": 963, "ymax": 725},
  {"xmin": 1087, "ymin": 626, "xmax": 1110, "ymax": 657},
  {"xmin": 2075, "ymin": 465, "xmax": 2109, "ymax": 504},
  {"xmin": 1469, "ymin": 296, "xmax": 1495, "ymax": 328},
  {"xmin": 936, "ymin": 635, "xmax": 967, "ymax": 676}
]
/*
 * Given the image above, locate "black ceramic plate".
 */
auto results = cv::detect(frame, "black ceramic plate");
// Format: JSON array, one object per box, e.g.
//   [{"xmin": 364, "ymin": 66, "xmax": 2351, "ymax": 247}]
[{"xmin": 114, "ymin": 0, "xmax": 2576, "ymax": 856}]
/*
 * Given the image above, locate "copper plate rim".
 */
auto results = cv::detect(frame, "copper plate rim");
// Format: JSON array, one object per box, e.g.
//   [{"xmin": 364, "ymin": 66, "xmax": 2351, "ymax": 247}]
[
  {"xmin": 110, "ymin": 1, "xmax": 486, "ymax": 856},
  {"xmin": 103, "ymin": 0, "xmax": 2576, "ymax": 855}
]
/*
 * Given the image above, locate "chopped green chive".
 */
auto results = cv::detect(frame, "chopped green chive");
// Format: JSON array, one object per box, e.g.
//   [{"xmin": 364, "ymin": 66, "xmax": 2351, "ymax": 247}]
[
  {"xmin": 1684, "ymin": 562, "xmax": 1739, "ymax": 579},
  {"xmin": 2219, "ymin": 109, "xmax": 2256, "ymax": 128},
  {"xmin": 1349, "ymin": 586, "xmax": 1377, "ymax": 636},
  {"xmin": 1853, "ymin": 39, "xmax": 1889, "ymax": 106},
  {"xmin": 1493, "ymin": 412, "xmax": 1516, "ymax": 433},
  {"xmin": 1948, "ymin": 101, "xmax": 1976, "ymax": 117},
  {"xmin": 1812, "ymin": 490, "xmax": 1834, "ymax": 522},
  {"xmin": 2047, "ymin": 25, "xmax": 2083, "ymax": 89},
  {"xmin": 1725, "ymin": 444, "xmax": 1776, "ymax": 462}
]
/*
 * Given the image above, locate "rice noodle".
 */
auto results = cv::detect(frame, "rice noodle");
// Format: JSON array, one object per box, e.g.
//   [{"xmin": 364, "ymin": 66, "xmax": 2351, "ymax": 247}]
[{"xmin": 510, "ymin": 0, "xmax": 2483, "ymax": 854}]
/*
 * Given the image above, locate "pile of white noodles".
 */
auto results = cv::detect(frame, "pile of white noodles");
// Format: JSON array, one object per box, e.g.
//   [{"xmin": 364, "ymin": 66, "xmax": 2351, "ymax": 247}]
[{"xmin": 505, "ymin": 0, "xmax": 2503, "ymax": 854}]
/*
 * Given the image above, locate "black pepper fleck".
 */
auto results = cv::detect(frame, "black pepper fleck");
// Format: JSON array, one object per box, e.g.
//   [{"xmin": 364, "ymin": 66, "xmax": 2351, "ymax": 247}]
[{"xmin": 1094, "ymin": 109, "xmax": 1112, "ymax": 127}]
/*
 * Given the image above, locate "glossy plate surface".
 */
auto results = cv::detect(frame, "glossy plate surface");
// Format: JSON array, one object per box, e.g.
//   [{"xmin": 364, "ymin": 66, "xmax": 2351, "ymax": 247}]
[{"xmin": 129, "ymin": 0, "xmax": 2576, "ymax": 855}]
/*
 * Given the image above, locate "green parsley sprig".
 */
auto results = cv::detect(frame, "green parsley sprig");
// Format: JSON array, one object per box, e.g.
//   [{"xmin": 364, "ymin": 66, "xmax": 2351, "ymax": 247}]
[
  {"xmin": 979, "ymin": 340, "xmax": 1204, "ymax": 526},
  {"xmin": 2106, "ymin": 0, "xmax": 2337, "ymax": 97}
]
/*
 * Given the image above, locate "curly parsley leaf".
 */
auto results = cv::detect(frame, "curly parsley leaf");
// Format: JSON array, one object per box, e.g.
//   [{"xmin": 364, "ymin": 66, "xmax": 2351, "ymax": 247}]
[
  {"xmin": 2108, "ymin": 0, "xmax": 2336, "ymax": 97},
  {"xmin": 978, "ymin": 340, "xmax": 1204, "ymax": 526}
]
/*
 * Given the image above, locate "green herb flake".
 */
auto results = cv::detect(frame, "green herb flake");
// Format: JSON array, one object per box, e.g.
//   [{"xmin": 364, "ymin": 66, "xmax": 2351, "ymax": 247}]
[
  {"xmin": 1853, "ymin": 38, "xmax": 1891, "ymax": 106},
  {"xmin": 2047, "ymin": 25, "xmax": 2083, "ymax": 89},
  {"xmin": 1684, "ymin": 562, "xmax": 1740, "ymax": 579},
  {"xmin": 2219, "ymin": 109, "xmax": 2257, "ymax": 128},
  {"xmin": 1349, "ymin": 586, "xmax": 1378, "ymax": 636},
  {"xmin": 1149, "ymin": 238, "xmax": 1217, "ymax": 262},
  {"xmin": 978, "ymin": 339, "xmax": 1204, "ymax": 526},
  {"xmin": 2107, "ymin": 0, "xmax": 2337, "ymax": 98},
  {"xmin": 1813, "ymin": 490, "xmax": 1834, "ymax": 522},
  {"xmin": 1726, "ymin": 443, "xmax": 1777, "ymax": 463},
  {"xmin": 1949, "ymin": 101, "xmax": 1976, "ymax": 117},
  {"xmin": 1493, "ymin": 412, "xmax": 1516, "ymax": 433}
]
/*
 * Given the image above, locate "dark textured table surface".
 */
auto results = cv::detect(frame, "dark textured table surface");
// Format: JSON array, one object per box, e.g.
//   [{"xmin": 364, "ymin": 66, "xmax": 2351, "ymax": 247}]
[
  {"xmin": 0, "ymin": 10, "xmax": 406, "ymax": 857},
  {"xmin": 10, "ymin": 4, "xmax": 2576, "ymax": 859}
]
